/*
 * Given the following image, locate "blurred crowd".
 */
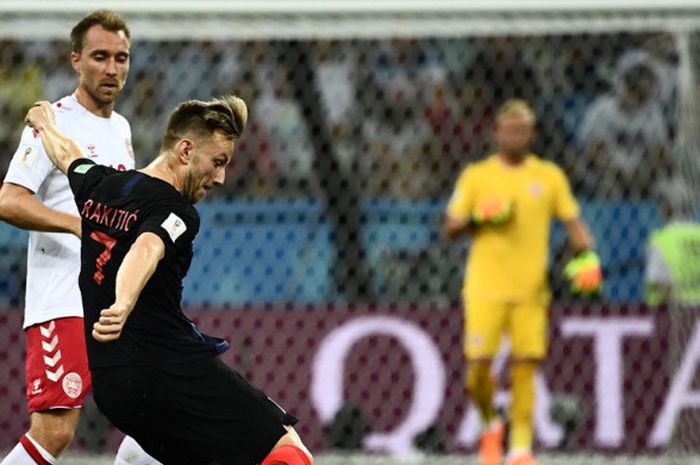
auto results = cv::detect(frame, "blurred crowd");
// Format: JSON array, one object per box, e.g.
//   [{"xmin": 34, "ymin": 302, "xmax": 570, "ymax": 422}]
[
  {"xmin": 0, "ymin": 33, "xmax": 686, "ymax": 202},
  {"xmin": 0, "ymin": 32, "xmax": 695, "ymax": 306}
]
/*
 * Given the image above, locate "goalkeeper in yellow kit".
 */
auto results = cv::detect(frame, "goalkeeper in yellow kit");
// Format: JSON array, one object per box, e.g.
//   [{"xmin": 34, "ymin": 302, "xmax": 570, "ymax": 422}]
[{"xmin": 444, "ymin": 100, "xmax": 602, "ymax": 465}]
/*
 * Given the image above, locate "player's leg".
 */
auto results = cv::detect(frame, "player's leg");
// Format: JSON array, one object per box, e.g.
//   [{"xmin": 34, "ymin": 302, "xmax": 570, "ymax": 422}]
[
  {"xmin": 508, "ymin": 360, "xmax": 538, "ymax": 465},
  {"xmin": 0, "ymin": 410, "xmax": 80, "ymax": 465},
  {"xmin": 465, "ymin": 299, "xmax": 507, "ymax": 465},
  {"xmin": 506, "ymin": 302, "xmax": 548, "ymax": 465},
  {"xmin": 260, "ymin": 425, "xmax": 313, "ymax": 465},
  {"xmin": 28, "ymin": 410, "xmax": 81, "ymax": 457},
  {"xmin": 1, "ymin": 317, "xmax": 90, "ymax": 465},
  {"xmin": 93, "ymin": 357, "xmax": 306, "ymax": 465},
  {"xmin": 1, "ymin": 416, "xmax": 72, "ymax": 465}
]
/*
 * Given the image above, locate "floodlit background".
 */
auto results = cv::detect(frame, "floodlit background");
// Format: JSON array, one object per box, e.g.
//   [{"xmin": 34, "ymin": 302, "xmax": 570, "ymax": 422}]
[{"xmin": 1, "ymin": 1, "xmax": 699, "ymax": 463}]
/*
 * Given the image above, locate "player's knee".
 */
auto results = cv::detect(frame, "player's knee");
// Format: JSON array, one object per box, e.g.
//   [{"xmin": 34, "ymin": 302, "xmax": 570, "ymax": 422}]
[
  {"xmin": 49, "ymin": 424, "xmax": 75, "ymax": 450},
  {"xmin": 269, "ymin": 427, "xmax": 313, "ymax": 464},
  {"xmin": 466, "ymin": 361, "xmax": 492, "ymax": 394},
  {"xmin": 30, "ymin": 421, "xmax": 76, "ymax": 453}
]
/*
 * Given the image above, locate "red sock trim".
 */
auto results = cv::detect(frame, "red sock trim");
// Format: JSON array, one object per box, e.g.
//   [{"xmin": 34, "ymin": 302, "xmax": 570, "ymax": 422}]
[
  {"xmin": 19, "ymin": 435, "xmax": 53, "ymax": 465},
  {"xmin": 261, "ymin": 445, "xmax": 311, "ymax": 465}
]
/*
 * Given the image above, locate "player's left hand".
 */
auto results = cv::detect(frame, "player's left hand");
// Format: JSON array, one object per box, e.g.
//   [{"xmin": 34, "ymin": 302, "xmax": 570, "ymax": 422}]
[
  {"xmin": 92, "ymin": 303, "xmax": 129, "ymax": 342},
  {"xmin": 25, "ymin": 101, "xmax": 55, "ymax": 132},
  {"xmin": 564, "ymin": 250, "xmax": 603, "ymax": 295}
]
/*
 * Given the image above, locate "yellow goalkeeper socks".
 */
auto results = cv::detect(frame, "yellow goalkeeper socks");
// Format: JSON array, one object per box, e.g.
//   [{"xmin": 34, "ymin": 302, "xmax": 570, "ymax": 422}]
[
  {"xmin": 510, "ymin": 361, "xmax": 537, "ymax": 452},
  {"xmin": 467, "ymin": 362, "xmax": 497, "ymax": 424}
]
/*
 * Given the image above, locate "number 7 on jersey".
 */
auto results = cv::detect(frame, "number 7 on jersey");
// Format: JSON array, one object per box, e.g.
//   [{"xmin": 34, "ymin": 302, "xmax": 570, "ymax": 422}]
[{"xmin": 90, "ymin": 231, "xmax": 117, "ymax": 285}]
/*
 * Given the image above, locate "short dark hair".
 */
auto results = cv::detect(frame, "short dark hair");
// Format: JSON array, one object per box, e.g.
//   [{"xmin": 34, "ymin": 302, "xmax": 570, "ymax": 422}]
[
  {"xmin": 160, "ymin": 95, "xmax": 248, "ymax": 151},
  {"xmin": 70, "ymin": 10, "xmax": 130, "ymax": 53}
]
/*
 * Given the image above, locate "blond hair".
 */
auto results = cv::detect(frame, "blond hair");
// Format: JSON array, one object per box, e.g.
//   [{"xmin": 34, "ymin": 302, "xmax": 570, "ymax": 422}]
[
  {"xmin": 496, "ymin": 99, "xmax": 536, "ymax": 125},
  {"xmin": 160, "ymin": 94, "xmax": 248, "ymax": 151}
]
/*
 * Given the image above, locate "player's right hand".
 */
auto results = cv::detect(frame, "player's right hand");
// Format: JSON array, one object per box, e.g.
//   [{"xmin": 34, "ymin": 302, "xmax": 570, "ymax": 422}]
[
  {"xmin": 471, "ymin": 198, "xmax": 513, "ymax": 226},
  {"xmin": 92, "ymin": 303, "xmax": 129, "ymax": 343},
  {"xmin": 24, "ymin": 100, "xmax": 55, "ymax": 132}
]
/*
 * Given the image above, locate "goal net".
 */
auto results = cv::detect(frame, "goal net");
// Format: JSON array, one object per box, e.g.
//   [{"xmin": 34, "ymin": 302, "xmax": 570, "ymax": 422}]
[{"xmin": 0, "ymin": 1, "xmax": 699, "ymax": 460}]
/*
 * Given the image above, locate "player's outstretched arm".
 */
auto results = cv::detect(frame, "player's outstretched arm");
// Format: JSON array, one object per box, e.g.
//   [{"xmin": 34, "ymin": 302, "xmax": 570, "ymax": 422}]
[
  {"xmin": 24, "ymin": 101, "xmax": 84, "ymax": 175},
  {"xmin": 92, "ymin": 232, "xmax": 165, "ymax": 343}
]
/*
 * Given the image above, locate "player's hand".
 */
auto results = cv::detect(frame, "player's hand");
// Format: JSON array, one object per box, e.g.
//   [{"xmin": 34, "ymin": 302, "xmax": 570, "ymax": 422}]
[
  {"xmin": 564, "ymin": 250, "xmax": 603, "ymax": 295},
  {"xmin": 471, "ymin": 198, "xmax": 513, "ymax": 226},
  {"xmin": 25, "ymin": 101, "xmax": 55, "ymax": 132},
  {"xmin": 92, "ymin": 303, "xmax": 130, "ymax": 343}
]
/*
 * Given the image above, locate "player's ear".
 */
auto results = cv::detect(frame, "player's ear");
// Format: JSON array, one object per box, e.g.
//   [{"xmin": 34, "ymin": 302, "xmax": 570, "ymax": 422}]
[
  {"xmin": 70, "ymin": 51, "xmax": 81, "ymax": 74},
  {"xmin": 176, "ymin": 139, "xmax": 193, "ymax": 165}
]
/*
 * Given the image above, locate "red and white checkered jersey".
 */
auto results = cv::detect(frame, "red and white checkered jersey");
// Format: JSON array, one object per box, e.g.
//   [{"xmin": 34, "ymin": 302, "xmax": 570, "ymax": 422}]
[{"xmin": 5, "ymin": 94, "xmax": 135, "ymax": 328}]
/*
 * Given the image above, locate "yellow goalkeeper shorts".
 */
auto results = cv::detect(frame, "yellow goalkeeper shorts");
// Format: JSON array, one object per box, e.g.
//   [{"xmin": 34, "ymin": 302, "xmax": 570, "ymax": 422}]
[{"xmin": 463, "ymin": 299, "xmax": 548, "ymax": 360}]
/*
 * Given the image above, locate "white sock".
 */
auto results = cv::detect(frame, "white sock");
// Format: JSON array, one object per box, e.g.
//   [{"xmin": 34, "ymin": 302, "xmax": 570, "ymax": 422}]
[
  {"xmin": 0, "ymin": 443, "xmax": 36, "ymax": 465},
  {"xmin": 114, "ymin": 436, "xmax": 161, "ymax": 465},
  {"xmin": 1, "ymin": 434, "xmax": 56, "ymax": 465}
]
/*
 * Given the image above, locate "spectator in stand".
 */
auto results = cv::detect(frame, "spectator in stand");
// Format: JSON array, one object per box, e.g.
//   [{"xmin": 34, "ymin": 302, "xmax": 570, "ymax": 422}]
[{"xmin": 578, "ymin": 50, "xmax": 671, "ymax": 199}]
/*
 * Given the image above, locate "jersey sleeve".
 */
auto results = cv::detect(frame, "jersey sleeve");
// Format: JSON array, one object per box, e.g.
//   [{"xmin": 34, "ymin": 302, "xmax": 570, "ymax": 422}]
[
  {"xmin": 4, "ymin": 126, "xmax": 56, "ymax": 193},
  {"xmin": 136, "ymin": 202, "xmax": 199, "ymax": 253},
  {"xmin": 551, "ymin": 165, "xmax": 580, "ymax": 221},
  {"xmin": 67, "ymin": 159, "xmax": 116, "ymax": 204},
  {"xmin": 446, "ymin": 167, "xmax": 475, "ymax": 221}
]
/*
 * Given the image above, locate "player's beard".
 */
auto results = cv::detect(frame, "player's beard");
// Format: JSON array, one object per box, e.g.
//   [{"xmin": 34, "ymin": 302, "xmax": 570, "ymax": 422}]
[
  {"xmin": 183, "ymin": 155, "xmax": 208, "ymax": 203},
  {"xmin": 182, "ymin": 170, "xmax": 199, "ymax": 204},
  {"xmin": 86, "ymin": 79, "xmax": 123, "ymax": 107}
]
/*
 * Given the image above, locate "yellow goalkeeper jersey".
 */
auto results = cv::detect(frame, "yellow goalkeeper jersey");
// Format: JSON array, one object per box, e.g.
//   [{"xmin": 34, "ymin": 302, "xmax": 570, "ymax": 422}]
[{"xmin": 447, "ymin": 154, "xmax": 579, "ymax": 304}]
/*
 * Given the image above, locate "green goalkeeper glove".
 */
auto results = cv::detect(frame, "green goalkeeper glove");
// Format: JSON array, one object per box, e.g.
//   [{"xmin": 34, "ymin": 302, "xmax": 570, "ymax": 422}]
[
  {"xmin": 564, "ymin": 250, "xmax": 603, "ymax": 295},
  {"xmin": 470, "ymin": 198, "xmax": 513, "ymax": 226}
]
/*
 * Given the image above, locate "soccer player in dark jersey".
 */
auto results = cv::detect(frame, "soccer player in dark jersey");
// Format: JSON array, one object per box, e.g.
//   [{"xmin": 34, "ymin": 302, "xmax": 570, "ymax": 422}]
[{"xmin": 24, "ymin": 96, "xmax": 313, "ymax": 465}]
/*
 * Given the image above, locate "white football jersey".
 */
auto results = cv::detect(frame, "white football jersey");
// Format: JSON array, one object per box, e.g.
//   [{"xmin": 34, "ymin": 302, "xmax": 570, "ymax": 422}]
[{"xmin": 5, "ymin": 94, "xmax": 134, "ymax": 328}]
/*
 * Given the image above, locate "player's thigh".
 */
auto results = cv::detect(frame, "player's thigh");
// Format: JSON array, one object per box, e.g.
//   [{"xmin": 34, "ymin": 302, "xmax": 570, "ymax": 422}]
[
  {"xmin": 509, "ymin": 302, "xmax": 548, "ymax": 360},
  {"xmin": 464, "ymin": 298, "xmax": 508, "ymax": 360},
  {"xmin": 93, "ymin": 365, "xmax": 219, "ymax": 465},
  {"xmin": 156, "ymin": 357, "xmax": 297, "ymax": 465},
  {"xmin": 91, "ymin": 369, "xmax": 153, "ymax": 444},
  {"xmin": 25, "ymin": 317, "xmax": 91, "ymax": 412}
]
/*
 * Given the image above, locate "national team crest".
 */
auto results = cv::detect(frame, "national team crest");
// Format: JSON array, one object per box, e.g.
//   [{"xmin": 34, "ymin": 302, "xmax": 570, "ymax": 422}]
[
  {"xmin": 62, "ymin": 372, "xmax": 83, "ymax": 399},
  {"xmin": 530, "ymin": 182, "xmax": 543, "ymax": 197}
]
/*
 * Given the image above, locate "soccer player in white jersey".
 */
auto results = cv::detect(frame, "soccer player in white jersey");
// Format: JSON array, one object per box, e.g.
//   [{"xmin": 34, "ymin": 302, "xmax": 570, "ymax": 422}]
[{"xmin": 0, "ymin": 10, "xmax": 157, "ymax": 465}]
